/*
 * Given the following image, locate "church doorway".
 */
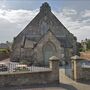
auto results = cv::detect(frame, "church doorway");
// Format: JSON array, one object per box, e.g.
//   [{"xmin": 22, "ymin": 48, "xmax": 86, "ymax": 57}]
[{"xmin": 43, "ymin": 42, "xmax": 56, "ymax": 65}]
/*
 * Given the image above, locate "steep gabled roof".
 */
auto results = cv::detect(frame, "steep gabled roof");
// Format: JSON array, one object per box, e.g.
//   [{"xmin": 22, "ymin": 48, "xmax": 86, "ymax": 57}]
[
  {"xmin": 14, "ymin": 2, "xmax": 75, "ymax": 48},
  {"xmin": 34, "ymin": 29, "xmax": 62, "ymax": 49}
]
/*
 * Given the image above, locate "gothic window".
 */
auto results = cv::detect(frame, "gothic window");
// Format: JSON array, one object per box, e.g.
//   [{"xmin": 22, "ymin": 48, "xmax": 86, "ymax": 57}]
[
  {"xmin": 43, "ymin": 42, "xmax": 56, "ymax": 65},
  {"xmin": 40, "ymin": 21, "xmax": 48, "ymax": 35}
]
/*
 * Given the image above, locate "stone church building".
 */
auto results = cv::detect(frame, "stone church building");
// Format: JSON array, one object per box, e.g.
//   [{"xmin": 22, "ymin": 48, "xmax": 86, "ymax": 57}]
[{"xmin": 11, "ymin": 2, "xmax": 77, "ymax": 66}]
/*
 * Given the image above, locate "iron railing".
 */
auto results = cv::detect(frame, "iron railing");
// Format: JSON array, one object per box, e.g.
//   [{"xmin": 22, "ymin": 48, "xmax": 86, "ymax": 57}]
[{"xmin": 0, "ymin": 62, "xmax": 51, "ymax": 73}]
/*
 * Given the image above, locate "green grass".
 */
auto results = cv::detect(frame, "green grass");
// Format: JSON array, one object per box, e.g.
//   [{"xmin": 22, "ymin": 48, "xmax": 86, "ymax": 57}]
[
  {"xmin": 0, "ymin": 48, "xmax": 7, "ymax": 51},
  {"xmin": 87, "ymin": 49, "xmax": 90, "ymax": 51},
  {"xmin": 0, "ymin": 48, "xmax": 9, "ymax": 54}
]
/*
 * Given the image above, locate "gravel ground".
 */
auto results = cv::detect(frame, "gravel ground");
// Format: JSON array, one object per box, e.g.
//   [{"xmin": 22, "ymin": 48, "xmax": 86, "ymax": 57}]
[{"xmin": 60, "ymin": 68, "xmax": 90, "ymax": 90}]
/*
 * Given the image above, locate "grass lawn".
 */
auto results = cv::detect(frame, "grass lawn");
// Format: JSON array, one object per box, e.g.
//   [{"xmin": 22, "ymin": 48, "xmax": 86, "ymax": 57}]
[{"xmin": 0, "ymin": 48, "xmax": 9, "ymax": 54}]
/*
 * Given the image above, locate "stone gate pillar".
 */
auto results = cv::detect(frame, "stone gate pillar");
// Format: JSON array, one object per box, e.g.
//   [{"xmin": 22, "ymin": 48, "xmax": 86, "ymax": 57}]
[
  {"xmin": 49, "ymin": 56, "xmax": 59, "ymax": 83},
  {"xmin": 71, "ymin": 55, "xmax": 83, "ymax": 81}
]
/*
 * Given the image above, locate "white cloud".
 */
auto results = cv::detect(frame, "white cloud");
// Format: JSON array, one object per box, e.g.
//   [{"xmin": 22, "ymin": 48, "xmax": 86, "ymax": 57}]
[
  {"xmin": 53, "ymin": 9, "xmax": 90, "ymax": 42},
  {"xmin": 61, "ymin": 8, "xmax": 77, "ymax": 16},
  {"xmin": 0, "ymin": 8, "xmax": 90, "ymax": 43},
  {"xmin": 0, "ymin": 9, "xmax": 39, "ymax": 43},
  {"xmin": 82, "ymin": 10, "xmax": 90, "ymax": 17},
  {"xmin": 0, "ymin": 9, "xmax": 39, "ymax": 28}
]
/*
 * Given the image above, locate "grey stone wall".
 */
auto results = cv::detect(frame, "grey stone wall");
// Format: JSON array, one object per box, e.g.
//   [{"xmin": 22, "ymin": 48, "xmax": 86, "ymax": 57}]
[
  {"xmin": 0, "ymin": 71, "xmax": 52, "ymax": 86},
  {"xmin": 81, "ymin": 68, "xmax": 90, "ymax": 80},
  {"xmin": 34, "ymin": 31, "xmax": 62, "ymax": 65},
  {"xmin": 0, "ymin": 56, "xmax": 59, "ymax": 87},
  {"xmin": 11, "ymin": 3, "xmax": 77, "ymax": 64},
  {"xmin": 71, "ymin": 55, "xmax": 90, "ymax": 81}
]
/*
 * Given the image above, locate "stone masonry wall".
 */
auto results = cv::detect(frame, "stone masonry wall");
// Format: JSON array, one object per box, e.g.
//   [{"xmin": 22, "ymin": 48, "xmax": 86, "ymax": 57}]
[
  {"xmin": 81, "ymin": 68, "xmax": 90, "ymax": 80},
  {"xmin": 71, "ymin": 55, "xmax": 90, "ymax": 81},
  {"xmin": 0, "ymin": 71, "xmax": 53, "ymax": 86},
  {"xmin": 0, "ymin": 56, "xmax": 59, "ymax": 87},
  {"xmin": 34, "ymin": 31, "xmax": 62, "ymax": 65}
]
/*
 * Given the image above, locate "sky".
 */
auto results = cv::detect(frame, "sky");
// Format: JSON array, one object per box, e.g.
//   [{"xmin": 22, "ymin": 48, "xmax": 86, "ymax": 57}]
[{"xmin": 0, "ymin": 0, "xmax": 90, "ymax": 43}]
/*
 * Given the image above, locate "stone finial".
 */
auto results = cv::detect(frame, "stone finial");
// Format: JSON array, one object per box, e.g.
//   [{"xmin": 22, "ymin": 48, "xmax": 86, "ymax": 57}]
[
  {"xmin": 71, "ymin": 55, "xmax": 83, "ymax": 60},
  {"xmin": 49, "ymin": 56, "xmax": 59, "ymax": 61},
  {"xmin": 40, "ymin": 2, "xmax": 51, "ymax": 13}
]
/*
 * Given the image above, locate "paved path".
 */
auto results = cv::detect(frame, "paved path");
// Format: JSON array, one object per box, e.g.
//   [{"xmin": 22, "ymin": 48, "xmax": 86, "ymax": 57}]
[
  {"xmin": 0, "ymin": 83, "xmax": 76, "ymax": 90},
  {"xmin": 0, "ymin": 58, "xmax": 10, "ymax": 64},
  {"xmin": 60, "ymin": 68, "xmax": 90, "ymax": 90},
  {"xmin": 0, "ymin": 86, "xmax": 66, "ymax": 90}
]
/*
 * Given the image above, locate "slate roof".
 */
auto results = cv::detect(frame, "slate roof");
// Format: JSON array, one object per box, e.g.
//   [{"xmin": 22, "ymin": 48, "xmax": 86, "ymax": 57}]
[
  {"xmin": 0, "ymin": 43, "xmax": 9, "ymax": 49},
  {"xmin": 14, "ymin": 2, "xmax": 76, "ymax": 48}
]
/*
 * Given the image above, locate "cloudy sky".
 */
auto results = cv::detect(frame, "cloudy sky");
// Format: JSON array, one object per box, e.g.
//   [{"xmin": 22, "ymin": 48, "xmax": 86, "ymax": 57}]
[{"xmin": 0, "ymin": 0, "xmax": 90, "ymax": 43}]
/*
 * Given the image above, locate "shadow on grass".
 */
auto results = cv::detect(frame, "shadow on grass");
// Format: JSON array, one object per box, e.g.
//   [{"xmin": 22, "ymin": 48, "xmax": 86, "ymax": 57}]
[{"xmin": 0, "ymin": 83, "xmax": 77, "ymax": 90}]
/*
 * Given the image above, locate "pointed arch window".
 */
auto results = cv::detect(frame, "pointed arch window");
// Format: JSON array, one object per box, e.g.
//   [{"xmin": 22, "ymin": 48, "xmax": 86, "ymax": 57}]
[{"xmin": 43, "ymin": 42, "xmax": 56, "ymax": 65}]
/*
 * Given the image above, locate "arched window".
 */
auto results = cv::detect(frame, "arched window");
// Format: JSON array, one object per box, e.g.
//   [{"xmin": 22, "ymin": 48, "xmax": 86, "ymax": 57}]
[
  {"xmin": 40, "ymin": 21, "xmax": 48, "ymax": 35},
  {"xmin": 43, "ymin": 42, "xmax": 56, "ymax": 65}
]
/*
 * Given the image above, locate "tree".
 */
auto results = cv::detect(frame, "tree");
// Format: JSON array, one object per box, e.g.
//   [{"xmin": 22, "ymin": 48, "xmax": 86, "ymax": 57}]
[{"xmin": 87, "ymin": 40, "xmax": 90, "ymax": 50}]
